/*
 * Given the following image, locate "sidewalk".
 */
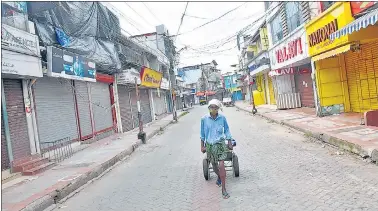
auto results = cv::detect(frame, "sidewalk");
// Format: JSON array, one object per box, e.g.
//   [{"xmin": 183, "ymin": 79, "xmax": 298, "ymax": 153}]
[
  {"xmin": 1, "ymin": 109, "xmax": 191, "ymax": 211},
  {"xmin": 235, "ymin": 101, "xmax": 378, "ymax": 163}
]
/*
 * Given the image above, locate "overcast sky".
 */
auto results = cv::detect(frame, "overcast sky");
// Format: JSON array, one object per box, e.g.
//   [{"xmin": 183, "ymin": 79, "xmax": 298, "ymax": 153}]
[{"xmin": 105, "ymin": 2, "xmax": 265, "ymax": 72}]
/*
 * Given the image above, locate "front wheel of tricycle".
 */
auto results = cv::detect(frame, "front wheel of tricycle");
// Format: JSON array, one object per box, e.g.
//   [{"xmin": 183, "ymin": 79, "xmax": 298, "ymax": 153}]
[{"xmin": 203, "ymin": 158, "xmax": 209, "ymax": 180}]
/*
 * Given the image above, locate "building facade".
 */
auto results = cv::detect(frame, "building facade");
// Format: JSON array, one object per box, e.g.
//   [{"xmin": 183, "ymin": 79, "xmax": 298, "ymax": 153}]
[
  {"xmin": 1, "ymin": 2, "xmax": 175, "ymax": 175},
  {"xmin": 305, "ymin": 2, "xmax": 378, "ymax": 120}
]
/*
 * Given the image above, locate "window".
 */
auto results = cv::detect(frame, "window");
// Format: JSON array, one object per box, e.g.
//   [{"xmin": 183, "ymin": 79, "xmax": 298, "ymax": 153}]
[
  {"xmin": 321, "ymin": 2, "xmax": 335, "ymax": 12},
  {"xmin": 264, "ymin": 2, "xmax": 272, "ymax": 11},
  {"xmin": 285, "ymin": 2, "xmax": 303, "ymax": 33},
  {"xmin": 271, "ymin": 15, "xmax": 283, "ymax": 44}
]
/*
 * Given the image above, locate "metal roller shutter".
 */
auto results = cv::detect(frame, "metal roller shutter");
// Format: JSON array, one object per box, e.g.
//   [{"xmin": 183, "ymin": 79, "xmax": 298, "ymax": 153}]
[
  {"xmin": 74, "ymin": 81, "xmax": 93, "ymax": 140},
  {"xmin": 117, "ymin": 85, "xmax": 134, "ymax": 132},
  {"xmin": 346, "ymin": 41, "xmax": 378, "ymax": 112},
  {"xmin": 3, "ymin": 79, "xmax": 30, "ymax": 161},
  {"xmin": 268, "ymin": 76, "xmax": 276, "ymax": 105},
  {"xmin": 295, "ymin": 67, "xmax": 315, "ymax": 108},
  {"xmin": 34, "ymin": 77, "xmax": 78, "ymax": 147},
  {"xmin": 153, "ymin": 89, "xmax": 167, "ymax": 116},
  {"xmin": 1, "ymin": 116, "xmax": 10, "ymax": 170},
  {"xmin": 176, "ymin": 96, "xmax": 183, "ymax": 110},
  {"xmin": 140, "ymin": 89, "xmax": 153, "ymax": 124},
  {"xmin": 129, "ymin": 88, "xmax": 139, "ymax": 128},
  {"xmin": 89, "ymin": 82, "xmax": 113, "ymax": 133}
]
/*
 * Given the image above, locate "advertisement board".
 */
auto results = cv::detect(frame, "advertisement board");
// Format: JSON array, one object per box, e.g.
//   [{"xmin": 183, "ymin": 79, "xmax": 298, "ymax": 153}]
[
  {"xmin": 47, "ymin": 46, "xmax": 96, "ymax": 82},
  {"xmin": 140, "ymin": 67, "xmax": 162, "ymax": 88}
]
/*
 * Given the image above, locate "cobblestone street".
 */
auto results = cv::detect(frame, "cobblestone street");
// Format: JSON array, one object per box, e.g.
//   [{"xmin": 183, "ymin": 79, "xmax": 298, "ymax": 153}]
[{"xmin": 53, "ymin": 106, "xmax": 378, "ymax": 211}]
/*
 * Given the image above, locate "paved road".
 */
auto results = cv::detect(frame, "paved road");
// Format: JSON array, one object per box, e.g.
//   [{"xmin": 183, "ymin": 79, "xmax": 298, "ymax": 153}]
[{"xmin": 53, "ymin": 106, "xmax": 378, "ymax": 211}]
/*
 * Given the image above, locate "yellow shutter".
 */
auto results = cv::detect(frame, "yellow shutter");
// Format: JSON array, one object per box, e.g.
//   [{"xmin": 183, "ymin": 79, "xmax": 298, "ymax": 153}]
[
  {"xmin": 345, "ymin": 41, "xmax": 378, "ymax": 113},
  {"xmin": 268, "ymin": 76, "xmax": 276, "ymax": 105}
]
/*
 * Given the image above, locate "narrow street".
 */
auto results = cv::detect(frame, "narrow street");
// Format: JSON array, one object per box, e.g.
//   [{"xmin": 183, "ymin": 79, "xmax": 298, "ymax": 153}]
[{"xmin": 53, "ymin": 106, "xmax": 378, "ymax": 211}]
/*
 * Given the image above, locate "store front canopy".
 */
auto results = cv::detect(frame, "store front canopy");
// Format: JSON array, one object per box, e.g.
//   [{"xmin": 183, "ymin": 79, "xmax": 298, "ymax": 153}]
[
  {"xmin": 312, "ymin": 44, "xmax": 351, "ymax": 62},
  {"xmin": 330, "ymin": 8, "xmax": 378, "ymax": 41}
]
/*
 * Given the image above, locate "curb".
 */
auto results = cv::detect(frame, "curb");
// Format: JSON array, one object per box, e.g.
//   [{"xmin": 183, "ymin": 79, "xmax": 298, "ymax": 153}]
[
  {"xmin": 235, "ymin": 105, "xmax": 376, "ymax": 162},
  {"xmin": 21, "ymin": 113, "xmax": 188, "ymax": 211}
]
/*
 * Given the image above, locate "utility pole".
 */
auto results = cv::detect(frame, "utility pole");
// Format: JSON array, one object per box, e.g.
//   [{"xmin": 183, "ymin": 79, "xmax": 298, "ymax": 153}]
[
  {"xmin": 167, "ymin": 37, "xmax": 178, "ymax": 122},
  {"xmin": 135, "ymin": 77, "xmax": 146, "ymax": 143}
]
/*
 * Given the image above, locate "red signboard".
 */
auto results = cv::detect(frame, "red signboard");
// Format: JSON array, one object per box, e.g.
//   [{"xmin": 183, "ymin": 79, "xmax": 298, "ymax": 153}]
[
  {"xmin": 96, "ymin": 73, "xmax": 114, "ymax": 83},
  {"xmin": 351, "ymin": 2, "xmax": 376, "ymax": 16},
  {"xmin": 275, "ymin": 37, "xmax": 303, "ymax": 63},
  {"xmin": 269, "ymin": 67, "xmax": 295, "ymax": 77}
]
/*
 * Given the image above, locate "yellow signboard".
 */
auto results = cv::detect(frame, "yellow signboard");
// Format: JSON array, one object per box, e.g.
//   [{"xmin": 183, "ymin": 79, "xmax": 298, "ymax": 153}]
[
  {"xmin": 305, "ymin": 2, "xmax": 354, "ymax": 57},
  {"xmin": 259, "ymin": 27, "xmax": 269, "ymax": 51},
  {"xmin": 246, "ymin": 45, "xmax": 257, "ymax": 53},
  {"xmin": 140, "ymin": 67, "xmax": 162, "ymax": 88}
]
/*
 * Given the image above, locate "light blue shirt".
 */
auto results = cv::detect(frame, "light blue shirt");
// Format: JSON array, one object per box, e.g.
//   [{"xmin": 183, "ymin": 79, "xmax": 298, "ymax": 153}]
[{"xmin": 200, "ymin": 114, "xmax": 232, "ymax": 145}]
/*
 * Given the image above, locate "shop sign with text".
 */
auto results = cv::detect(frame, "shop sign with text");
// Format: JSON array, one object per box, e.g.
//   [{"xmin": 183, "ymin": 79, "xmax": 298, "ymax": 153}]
[
  {"xmin": 117, "ymin": 68, "xmax": 141, "ymax": 85},
  {"xmin": 305, "ymin": 2, "xmax": 354, "ymax": 56},
  {"xmin": 270, "ymin": 27, "xmax": 309, "ymax": 70},
  {"xmin": 140, "ymin": 67, "xmax": 162, "ymax": 88},
  {"xmin": 276, "ymin": 37, "xmax": 303, "ymax": 63},
  {"xmin": 1, "ymin": 24, "xmax": 40, "ymax": 56},
  {"xmin": 269, "ymin": 67, "xmax": 294, "ymax": 77}
]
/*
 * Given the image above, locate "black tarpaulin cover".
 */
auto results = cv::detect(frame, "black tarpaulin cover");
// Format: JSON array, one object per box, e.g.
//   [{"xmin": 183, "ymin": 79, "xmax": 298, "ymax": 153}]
[{"xmin": 28, "ymin": 2, "xmax": 122, "ymax": 73}]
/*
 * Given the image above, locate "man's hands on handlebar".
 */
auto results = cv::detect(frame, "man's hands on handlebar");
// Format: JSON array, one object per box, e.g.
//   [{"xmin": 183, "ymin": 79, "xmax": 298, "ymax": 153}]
[{"xmin": 200, "ymin": 139, "xmax": 233, "ymax": 153}]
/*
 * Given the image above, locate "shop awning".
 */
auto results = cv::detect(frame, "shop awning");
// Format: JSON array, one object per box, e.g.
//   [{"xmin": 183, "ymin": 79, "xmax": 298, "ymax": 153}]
[
  {"xmin": 330, "ymin": 8, "xmax": 378, "ymax": 41},
  {"xmin": 250, "ymin": 64, "xmax": 270, "ymax": 77},
  {"xmin": 312, "ymin": 44, "xmax": 351, "ymax": 62}
]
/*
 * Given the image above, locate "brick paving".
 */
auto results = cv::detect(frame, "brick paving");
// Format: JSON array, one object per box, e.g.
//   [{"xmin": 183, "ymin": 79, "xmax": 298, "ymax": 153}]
[
  {"xmin": 236, "ymin": 101, "xmax": 378, "ymax": 162},
  {"xmin": 52, "ymin": 106, "xmax": 378, "ymax": 211},
  {"xmin": 1, "ymin": 110, "xmax": 189, "ymax": 211}
]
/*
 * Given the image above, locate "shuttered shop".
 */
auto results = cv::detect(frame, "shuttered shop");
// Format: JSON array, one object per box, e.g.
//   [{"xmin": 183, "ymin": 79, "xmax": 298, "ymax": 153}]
[
  {"xmin": 1, "ymin": 117, "xmax": 10, "ymax": 170},
  {"xmin": 73, "ymin": 81, "xmax": 93, "ymax": 140},
  {"xmin": 90, "ymin": 82, "xmax": 114, "ymax": 135},
  {"xmin": 140, "ymin": 89, "xmax": 153, "ymax": 124},
  {"xmin": 117, "ymin": 85, "xmax": 134, "ymax": 132},
  {"xmin": 345, "ymin": 41, "xmax": 378, "ymax": 113},
  {"xmin": 34, "ymin": 77, "xmax": 78, "ymax": 147},
  {"xmin": 295, "ymin": 66, "xmax": 315, "ymax": 108},
  {"xmin": 3, "ymin": 79, "xmax": 31, "ymax": 162},
  {"xmin": 268, "ymin": 76, "xmax": 276, "ymax": 105},
  {"xmin": 153, "ymin": 89, "xmax": 167, "ymax": 116}
]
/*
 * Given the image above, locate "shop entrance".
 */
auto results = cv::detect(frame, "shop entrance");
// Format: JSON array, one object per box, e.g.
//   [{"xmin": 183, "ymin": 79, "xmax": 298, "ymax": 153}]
[{"xmin": 345, "ymin": 41, "xmax": 378, "ymax": 113}]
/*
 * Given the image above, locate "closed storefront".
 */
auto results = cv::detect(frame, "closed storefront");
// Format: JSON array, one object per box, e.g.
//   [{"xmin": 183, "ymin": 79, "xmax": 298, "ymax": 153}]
[
  {"xmin": 2, "ymin": 23, "xmax": 43, "ymax": 168},
  {"xmin": 306, "ymin": 2, "xmax": 378, "ymax": 116},
  {"xmin": 269, "ymin": 25, "xmax": 311, "ymax": 109},
  {"xmin": 73, "ymin": 81, "xmax": 93, "ymax": 140},
  {"xmin": 1, "ymin": 117, "xmax": 10, "ymax": 170},
  {"xmin": 117, "ymin": 85, "xmax": 134, "ymax": 132},
  {"xmin": 345, "ymin": 41, "xmax": 378, "ymax": 112},
  {"xmin": 140, "ymin": 88, "xmax": 153, "ymax": 125},
  {"xmin": 34, "ymin": 77, "xmax": 78, "ymax": 147},
  {"xmin": 152, "ymin": 89, "xmax": 167, "ymax": 116},
  {"xmin": 252, "ymin": 74, "xmax": 267, "ymax": 106},
  {"xmin": 295, "ymin": 66, "xmax": 315, "ymax": 108},
  {"xmin": 267, "ymin": 76, "xmax": 276, "ymax": 105},
  {"xmin": 176, "ymin": 95, "xmax": 183, "ymax": 110},
  {"xmin": 3, "ymin": 79, "xmax": 31, "ymax": 161},
  {"xmin": 90, "ymin": 81, "xmax": 114, "ymax": 135}
]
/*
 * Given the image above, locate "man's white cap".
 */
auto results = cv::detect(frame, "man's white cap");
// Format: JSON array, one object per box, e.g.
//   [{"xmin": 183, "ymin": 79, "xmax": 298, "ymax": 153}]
[{"xmin": 208, "ymin": 99, "xmax": 222, "ymax": 108}]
